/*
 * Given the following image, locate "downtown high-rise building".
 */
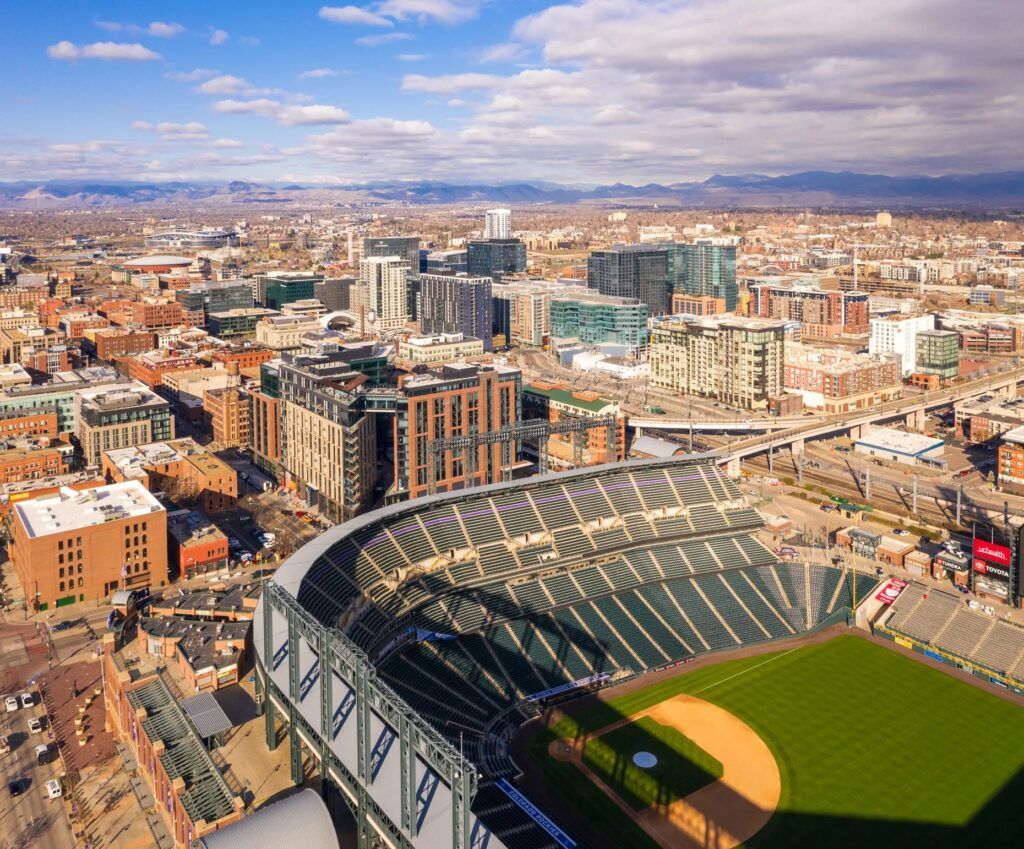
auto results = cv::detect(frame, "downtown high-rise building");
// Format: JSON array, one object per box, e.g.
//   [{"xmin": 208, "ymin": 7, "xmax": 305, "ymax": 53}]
[
  {"xmin": 587, "ymin": 244, "xmax": 671, "ymax": 316},
  {"xmin": 649, "ymin": 316, "xmax": 786, "ymax": 410},
  {"xmin": 665, "ymin": 240, "xmax": 739, "ymax": 311},
  {"xmin": 354, "ymin": 256, "xmax": 410, "ymax": 332},
  {"xmin": 363, "ymin": 236, "xmax": 421, "ymax": 271},
  {"xmin": 484, "ymin": 208, "xmax": 511, "ymax": 240},
  {"xmin": 419, "ymin": 273, "xmax": 494, "ymax": 352}
]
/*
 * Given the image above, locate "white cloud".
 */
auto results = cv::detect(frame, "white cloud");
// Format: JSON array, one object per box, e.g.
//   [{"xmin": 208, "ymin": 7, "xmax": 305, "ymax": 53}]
[
  {"xmin": 402, "ymin": 72, "xmax": 501, "ymax": 93},
  {"xmin": 166, "ymin": 68, "xmax": 219, "ymax": 82},
  {"xmin": 195, "ymin": 75, "xmax": 251, "ymax": 95},
  {"xmin": 209, "ymin": 28, "xmax": 230, "ymax": 45},
  {"xmin": 193, "ymin": 76, "xmax": 313, "ymax": 102},
  {"xmin": 212, "ymin": 99, "xmax": 351, "ymax": 126},
  {"xmin": 479, "ymin": 43, "xmax": 523, "ymax": 64},
  {"xmin": 133, "ymin": 121, "xmax": 210, "ymax": 140},
  {"xmin": 356, "ymin": 32, "xmax": 412, "ymax": 46},
  {"xmin": 377, "ymin": 0, "xmax": 482, "ymax": 25},
  {"xmin": 212, "ymin": 138, "xmax": 245, "ymax": 148},
  {"xmin": 47, "ymin": 41, "xmax": 162, "ymax": 61},
  {"xmin": 298, "ymin": 68, "xmax": 340, "ymax": 79},
  {"xmin": 397, "ymin": 53, "xmax": 427, "ymax": 61},
  {"xmin": 319, "ymin": 6, "xmax": 393, "ymax": 26},
  {"xmin": 96, "ymin": 20, "xmax": 184, "ymax": 37},
  {"xmin": 447, "ymin": 98, "xmax": 467, "ymax": 106}
]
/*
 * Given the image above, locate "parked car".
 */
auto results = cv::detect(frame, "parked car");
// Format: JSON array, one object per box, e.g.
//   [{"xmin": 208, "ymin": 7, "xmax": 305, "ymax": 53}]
[
  {"xmin": 51, "ymin": 620, "xmax": 73, "ymax": 632},
  {"xmin": 8, "ymin": 779, "xmax": 23, "ymax": 797},
  {"xmin": 819, "ymin": 504, "xmax": 834, "ymax": 513},
  {"xmin": 240, "ymin": 553, "xmax": 254, "ymax": 563},
  {"xmin": 893, "ymin": 528, "xmax": 909, "ymax": 537},
  {"xmin": 19, "ymin": 693, "xmax": 35, "ymax": 709},
  {"xmin": 228, "ymin": 537, "xmax": 241, "ymax": 548},
  {"xmin": 4, "ymin": 696, "xmax": 19, "ymax": 712},
  {"xmin": 28, "ymin": 716, "xmax": 44, "ymax": 734},
  {"xmin": 35, "ymin": 743, "xmax": 50, "ymax": 765},
  {"xmin": 46, "ymin": 778, "xmax": 62, "ymax": 800}
]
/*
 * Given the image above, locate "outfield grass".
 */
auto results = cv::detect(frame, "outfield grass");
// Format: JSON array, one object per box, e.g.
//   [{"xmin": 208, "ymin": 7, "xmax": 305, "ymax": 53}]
[
  {"xmin": 529, "ymin": 635, "xmax": 1024, "ymax": 849},
  {"xmin": 581, "ymin": 716, "xmax": 723, "ymax": 810}
]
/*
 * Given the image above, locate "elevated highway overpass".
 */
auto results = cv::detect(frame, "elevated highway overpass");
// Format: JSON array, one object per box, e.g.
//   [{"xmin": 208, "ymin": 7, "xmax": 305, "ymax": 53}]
[{"xmin": 720, "ymin": 363, "xmax": 1024, "ymax": 475}]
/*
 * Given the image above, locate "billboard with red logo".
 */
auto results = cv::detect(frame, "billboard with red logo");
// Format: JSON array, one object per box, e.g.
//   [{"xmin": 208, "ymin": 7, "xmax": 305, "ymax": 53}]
[
  {"xmin": 972, "ymin": 539, "xmax": 1012, "ymax": 567},
  {"xmin": 875, "ymin": 578, "xmax": 908, "ymax": 605},
  {"xmin": 973, "ymin": 560, "xmax": 1011, "ymax": 581}
]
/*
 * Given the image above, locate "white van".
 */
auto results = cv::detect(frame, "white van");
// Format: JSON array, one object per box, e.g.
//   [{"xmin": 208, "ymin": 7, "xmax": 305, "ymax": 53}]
[{"xmin": 46, "ymin": 778, "xmax": 62, "ymax": 800}]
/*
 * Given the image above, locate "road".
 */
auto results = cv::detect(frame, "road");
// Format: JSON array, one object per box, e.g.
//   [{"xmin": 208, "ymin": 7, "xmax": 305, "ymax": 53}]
[{"xmin": 0, "ymin": 703, "xmax": 73, "ymax": 849}]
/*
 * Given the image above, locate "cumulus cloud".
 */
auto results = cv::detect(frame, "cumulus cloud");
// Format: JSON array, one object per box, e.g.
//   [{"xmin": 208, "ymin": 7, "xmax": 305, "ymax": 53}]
[
  {"xmin": 402, "ymin": 72, "xmax": 501, "ymax": 93},
  {"xmin": 319, "ymin": 5, "xmax": 393, "ymax": 26},
  {"xmin": 193, "ymin": 75, "xmax": 313, "ymax": 102},
  {"xmin": 47, "ymin": 41, "xmax": 161, "ymax": 61},
  {"xmin": 96, "ymin": 20, "xmax": 184, "ymax": 37},
  {"xmin": 212, "ymin": 99, "xmax": 352, "ymax": 126},
  {"xmin": 133, "ymin": 121, "xmax": 210, "ymax": 140},
  {"xmin": 212, "ymin": 138, "xmax": 245, "ymax": 148},
  {"xmin": 299, "ymin": 68, "xmax": 340, "ymax": 78},
  {"xmin": 209, "ymin": 28, "xmax": 230, "ymax": 45}
]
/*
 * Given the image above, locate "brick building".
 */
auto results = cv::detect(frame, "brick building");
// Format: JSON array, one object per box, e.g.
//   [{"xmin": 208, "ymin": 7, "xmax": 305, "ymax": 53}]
[
  {"xmin": 522, "ymin": 382, "xmax": 626, "ymax": 469},
  {"xmin": 750, "ymin": 283, "xmax": 869, "ymax": 335},
  {"xmin": 0, "ymin": 444, "xmax": 72, "ymax": 483},
  {"xmin": 205, "ymin": 387, "xmax": 251, "ymax": 449},
  {"xmin": 87, "ymin": 328, "xmax": 157, "ymax": 361},
  {"xmin": 101, "ymin": 643, "xmax": 243, "ymax": 845},
  {"xmin": 391, "ymin": 363, "xmax": 521, "ymax": 500},
  {"xmin": 784, "ymin": 344, "xmax": 903, "ymax": 413},
  {"xmin": 102, "ymin": 438, "xmax": 237, "ymax": 513},
  {"xmin": 9, "ymin": 481, "xmax": 168, "ymax": 610},
  {"xmin": 670, "ymin": 294, "xmax": 727, "ymax": 316}
]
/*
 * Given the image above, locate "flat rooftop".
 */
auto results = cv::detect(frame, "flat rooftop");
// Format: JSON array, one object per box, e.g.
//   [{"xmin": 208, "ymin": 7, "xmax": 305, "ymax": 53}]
[
  {"xmin": 14, "ymin": 480, "xmax": 163, "ymax": 539},
  {"xmin": 855, "ymin": 426, "xmax": 944, "ymax": 457}
]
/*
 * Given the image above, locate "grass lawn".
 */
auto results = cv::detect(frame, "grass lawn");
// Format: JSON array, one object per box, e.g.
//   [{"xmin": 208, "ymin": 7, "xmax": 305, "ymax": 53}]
[
  {"xmin": 529, "ymin": 635, "xmax": 1024, "ymax": 849},
  {"xmin": 581, "ymin": 716, "xmax": 723, "ymax": 810}
]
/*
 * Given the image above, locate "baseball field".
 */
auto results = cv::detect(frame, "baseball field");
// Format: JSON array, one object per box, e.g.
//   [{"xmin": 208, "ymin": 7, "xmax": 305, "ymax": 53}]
[{"xmin": 528, "ymin": 634, "xmax": 1024, "ymax": 849}]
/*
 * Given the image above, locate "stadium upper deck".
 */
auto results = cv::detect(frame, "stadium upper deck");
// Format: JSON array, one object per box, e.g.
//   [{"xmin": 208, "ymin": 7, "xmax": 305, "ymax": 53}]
[{"xmin": 257, "ymin": 455, "xmax": 875, "ymax": 849}]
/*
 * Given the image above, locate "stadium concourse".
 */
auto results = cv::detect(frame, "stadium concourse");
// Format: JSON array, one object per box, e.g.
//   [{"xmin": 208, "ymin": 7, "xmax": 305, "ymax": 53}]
[{"xmin": 253, "ymin": 455, "xmax": 878, "ymax": 849}]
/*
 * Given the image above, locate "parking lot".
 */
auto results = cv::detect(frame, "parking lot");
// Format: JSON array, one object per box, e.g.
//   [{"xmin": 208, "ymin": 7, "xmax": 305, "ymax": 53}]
[{"xmin": 0, "ymin": 691, "xmax": 73, "ymax": 849}]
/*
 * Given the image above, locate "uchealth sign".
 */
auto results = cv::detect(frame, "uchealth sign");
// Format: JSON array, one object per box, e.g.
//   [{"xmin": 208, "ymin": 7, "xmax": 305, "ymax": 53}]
[
  {"xmin": 973, "ymin": 560, "xmax": 1011, "ymax": 582},
  {"xmin": 875, "ymin": 578, "xmax": 908, "ymax": 605},
  {"xmin": 972, "ymin": 538, "xmax": 1012, "ymax": 567}
]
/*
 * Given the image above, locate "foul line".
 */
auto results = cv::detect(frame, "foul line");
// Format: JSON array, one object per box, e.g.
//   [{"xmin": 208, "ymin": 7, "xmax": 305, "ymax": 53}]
[{"xmin": 691, "ymin": 646, "xmax": 802, "ymax": 696}]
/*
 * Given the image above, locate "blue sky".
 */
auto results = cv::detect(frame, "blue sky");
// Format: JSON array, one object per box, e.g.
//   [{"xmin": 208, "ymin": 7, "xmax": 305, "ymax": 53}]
[{"xmin": 2, "ymin": 1, "xmax": 1021, "ymax": 184}]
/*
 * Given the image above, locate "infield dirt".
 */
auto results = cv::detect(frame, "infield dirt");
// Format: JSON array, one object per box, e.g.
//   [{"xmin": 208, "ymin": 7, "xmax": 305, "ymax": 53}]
[{"xmin": 550, "ymin": 693, "xmax": 780, "ymax": 849}]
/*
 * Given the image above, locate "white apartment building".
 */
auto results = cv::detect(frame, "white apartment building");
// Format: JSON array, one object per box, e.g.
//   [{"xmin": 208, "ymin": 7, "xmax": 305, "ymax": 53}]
[
  {"xmin": 868, "ymin": 313, "xmax": 935, "ymax": 376},
  {"xmin": 355, "ymin": 256, "xmax": 409, "ymax": 332},
  {"xmin": 484, "ymin": 208, "xmax": 511, "ymax": 240}
]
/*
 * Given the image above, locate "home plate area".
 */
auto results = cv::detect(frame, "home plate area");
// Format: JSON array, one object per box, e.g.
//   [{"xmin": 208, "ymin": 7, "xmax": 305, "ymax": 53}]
[{"xmin": 551, "ymin": 694, "xmax": 780, "ymax": 849}]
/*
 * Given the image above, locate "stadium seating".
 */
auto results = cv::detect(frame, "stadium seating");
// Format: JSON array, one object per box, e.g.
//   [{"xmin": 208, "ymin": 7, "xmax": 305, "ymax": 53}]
[
  {"xmin": 884, "ymin": 581, "xmax": 1024, "ymax": 681},
  {"xmin": 283, "ymin": 457, "xmax": 882, "ymax": 849}
]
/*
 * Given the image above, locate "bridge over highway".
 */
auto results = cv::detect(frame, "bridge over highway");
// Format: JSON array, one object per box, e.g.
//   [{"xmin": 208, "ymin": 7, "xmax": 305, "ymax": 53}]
[
  {"xmin": 719, "ymin": 363, "xmax": 1024, "ymax": 475},
  {"xmin": 630, "ymin": 417, "xmax": 809, "ymax": 432}
]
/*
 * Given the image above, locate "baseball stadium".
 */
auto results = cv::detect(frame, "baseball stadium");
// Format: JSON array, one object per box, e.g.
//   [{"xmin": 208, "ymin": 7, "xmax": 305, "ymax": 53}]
[{"xmin": 253, "ymin": 454, "xmax": 1024, "ymax": 849}]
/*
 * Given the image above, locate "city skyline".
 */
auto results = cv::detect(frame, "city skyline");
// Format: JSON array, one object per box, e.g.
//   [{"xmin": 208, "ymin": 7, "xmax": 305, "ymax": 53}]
[{"xmin": 3, "ymin": 0, "xmax": 1022, "ymax": 184}]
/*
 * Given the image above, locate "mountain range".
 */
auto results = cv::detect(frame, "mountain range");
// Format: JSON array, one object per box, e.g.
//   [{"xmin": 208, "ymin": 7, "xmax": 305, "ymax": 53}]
[{"xmin": 2, "ymin": 171, "xmax": 1023, "ymax": 209}]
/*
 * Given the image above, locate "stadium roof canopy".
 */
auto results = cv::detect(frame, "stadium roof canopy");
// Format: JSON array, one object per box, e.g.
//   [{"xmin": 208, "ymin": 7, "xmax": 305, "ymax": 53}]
[{"xmin": 192, "ymin": 788, "xmax": 339, "ymax": 849}]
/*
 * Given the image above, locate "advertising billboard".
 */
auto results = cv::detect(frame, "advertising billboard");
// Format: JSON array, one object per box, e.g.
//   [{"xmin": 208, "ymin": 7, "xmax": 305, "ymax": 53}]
[
  {"xmin": 973, "ymin": 560, "xmax": 1011, "ymax": 581},
  {"xmin": 972, "ymin": 538, "xmax": 1012, "ymax": 567},
  {"xmin": 874, "ymin": 578, "xmax": 908, "ymax": 605}
]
